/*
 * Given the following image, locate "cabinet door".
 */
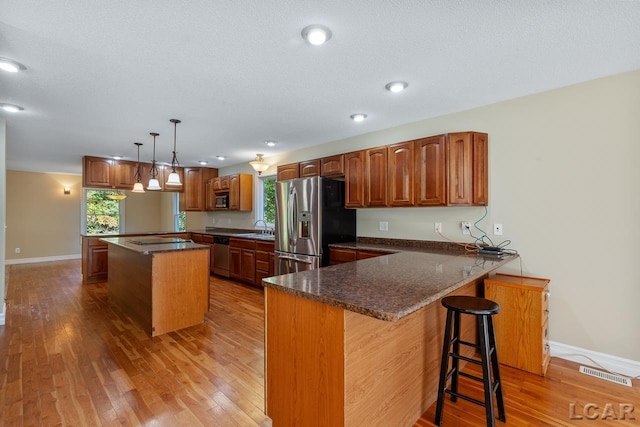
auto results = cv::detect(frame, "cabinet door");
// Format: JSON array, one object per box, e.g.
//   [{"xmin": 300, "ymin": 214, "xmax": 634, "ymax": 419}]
[
  {"xmin": 83, "ymin": 156, "xmax": 115, "ymax": 188},
  {"xmin": 344, "ymin": 151, "xmax": 365, "ymax": 208},
  {"xmin": 87, "ymin": 244, "xmax": 109, "ymax": 279},
  {"xmin": 414, "ymin": 135, "xmax": 446, "ymax": 206},
  {"xmin": 277, "ymin": 163, "xmax": 300, "ymax": 181},
  {"xmin": 228, "ymin": 174, "xmax": 239, "ymax": 210},
  {"xmin": 299, "ymin": 159, "xmax": 321, "ymax": 177},
  {"xmin": 472, "ymin": 132, "xmax": 489, "ymax": 206},
  {"xmin": 183, "ymin": 167, "xmax": 204, "ymax": 211},
  {"xmin": 212, "ymin": 177, "xmax": 221, "ymax": 191},
  {"xmin": 447, "ymin": 133, "xmax": 474, "ymax": 206},
  {"xmin": 320, "ymin": 155, "xmax": 344, "ymax": 177},
  {"xmin": 220, "ymin": 176, "xmax": 230, "ymax": 190},
  {"xmin": 365, "ymin": 147, "xmax": 388, "ymax": 207},
  {"xmin": 329, "ymin": 247, "xmax": 357, "ymax": 265},
  {"xmin": 388, "ymin": 142, "xmax": 414, "ymax": 206},
  {"xmin": 205, "ymin": 179, "xmax": 215, "ymax": 211},
  {"xmin": 229, "ymin": 247, "xmax": 242, "ymax": 280},
  {"xmin": 114, "ymin": 160, "xmax": 139, "ymax": 189},
  {"xmin": 240, "ymin": 249, "xmax": 256, "ymax": 284}
]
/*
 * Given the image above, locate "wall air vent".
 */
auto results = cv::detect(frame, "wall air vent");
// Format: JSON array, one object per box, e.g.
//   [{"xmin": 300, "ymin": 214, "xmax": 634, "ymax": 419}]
[{"xmin": 579, "ymin": 366, "xmax": 632, "ymax": 387}]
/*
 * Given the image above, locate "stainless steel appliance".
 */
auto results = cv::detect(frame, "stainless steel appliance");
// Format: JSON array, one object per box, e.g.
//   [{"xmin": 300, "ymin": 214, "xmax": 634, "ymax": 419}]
[
  {"xmin": 213, "ymin": 235, "xmax": 230, "ymax": 277},
  {"xmin": 275, "ymin": 176, "xmax": 356, "ymax": 275},
  {"xmin": 215, "ymin": 194, "xmax": 229, "ymax": 209}
]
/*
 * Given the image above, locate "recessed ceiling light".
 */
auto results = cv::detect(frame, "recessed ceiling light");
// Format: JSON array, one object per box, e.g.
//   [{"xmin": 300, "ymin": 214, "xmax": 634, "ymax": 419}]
[
  {"xmin": 350, "ymin": 113, "xmax": 367, "ymax": 122},
  {"xmin": 385, "ymin": 81, "xmax": 408, "ymax": 93},
  {"xmin": 0, "ymin": 57, "xmax": 26, "ymax": 73},
  {"xmin": 198, "ymin": 160, "xmax": 208, "ymax": 165},
  {"xmin": 0, "ymin": 103, "xmax": 25, "ymax": 112},
  {"xmin": 265, "ymin": 140, "xmax": 278, "ymax": 147},
  {"xmin": 301, "ymin": 25, "xmax": 332, "ymax": 46},
  {"xmin": 112, "ymin": 155, "xmax": 123, "ymax": 160},
  {"xmin": 216, "ymin": 156, "xmax": 226, "ymax": 160}
]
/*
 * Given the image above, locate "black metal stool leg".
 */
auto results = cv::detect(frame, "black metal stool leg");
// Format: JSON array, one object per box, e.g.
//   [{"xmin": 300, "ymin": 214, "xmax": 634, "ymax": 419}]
[
  {"xmin": 488, "ymin": 316, "xmax": 506, "ymax": 422},
  {"xmin": 478, "ymin": 315, "xmax": 496, "ymax": 427},
  {"xmin": 435, "ymin": 309, "xmax": 454, "ymax": 426},
  {"xmin": 450, "ymin": 311, "xmax": 461, "ymax": 402}
]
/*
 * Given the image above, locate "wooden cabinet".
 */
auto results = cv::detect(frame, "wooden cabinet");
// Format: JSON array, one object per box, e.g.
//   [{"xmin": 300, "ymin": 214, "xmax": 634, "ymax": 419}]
[
  {"xmin": 190, "ymin": 233, "xmax": 214, "ymax": 274},
  {"xmin": 228, "ymin": 173, "xmax": 253, "ymax": 211},
  {"xmin": 344, "ymin": 151, "xmax": 365, "ymax": 208},
  {"xmin": 299, "ymin": 159, "xmax": 321, "ymax": 177},
  {"xmin": 83, "ymin": 156, "xmax": 115, "ymax": 188},
  {"xmin": 181, "ymin": 167, "xmax": 218, "ymax": 211},
  {"xmin": 205, "ymin": 179, "xmax": 215, "ymax": 211},
  {"xmin": 365, "ymin": 147, "xmax": 388, "ymax": 207},
  {"xmin": 388, "ymin": 142, "xmax": 414, "ymax": 207},
  {"xmin": 114, "ymin": 160, "xmax": 138, "ymax": 188},
  {"xmin": 414, "ymin": 135, "xmax": 447, "ymax": 206},
  {"xmin": 484, "ymin": 273, "xmax": 551, "ymax": 376},
  {"xmin": 277, "ymin": 163, "xmax": 300, "ymax": 181},
  {"xmin": 82, "ymin": 237, "xmax": 109, "ymax": 283},
  {"xmin": 229, "ymin": 238, "xmax": 256, "ymax": 284},
  {"xmin": 255, "ymin": 240, "xmax": 275, "ymax": 286},
  {"xmin": 329, "ymin": 247, "xmax": 391, "ymax": 265},
  {"xmin": 320, "ymin": 154, "xmax": 344, "ymax": 177},
  {"xmin": 447, "ymin": 132, "xmax": 488, "ymax": 206}
]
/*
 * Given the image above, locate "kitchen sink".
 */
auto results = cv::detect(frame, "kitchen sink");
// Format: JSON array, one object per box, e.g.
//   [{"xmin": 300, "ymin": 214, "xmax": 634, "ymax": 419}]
[{"xmin": 234, "ymin": 233, "xmax": 275, "ymax": 240}]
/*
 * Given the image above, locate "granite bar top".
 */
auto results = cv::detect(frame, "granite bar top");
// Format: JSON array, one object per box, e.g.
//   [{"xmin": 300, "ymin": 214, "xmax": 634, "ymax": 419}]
[
  {"xmin": 101, "ymin": 237, "xmax": 209, "ymax": 255},
  {"xmin": 262, "ymin": 248, "xmax": 517, "ymax": 322}
]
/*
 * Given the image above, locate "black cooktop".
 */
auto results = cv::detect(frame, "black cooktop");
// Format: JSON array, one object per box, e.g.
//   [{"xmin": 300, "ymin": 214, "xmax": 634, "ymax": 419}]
[{"xmin": 126, "ymin": 237, "xmax": 190, "ymax": 245}]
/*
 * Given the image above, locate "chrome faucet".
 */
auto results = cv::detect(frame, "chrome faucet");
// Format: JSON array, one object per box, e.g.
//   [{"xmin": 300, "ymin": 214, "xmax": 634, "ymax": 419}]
[{"xmin": 254, "ymin": 219, "xmax": 268, "ymax": 234}]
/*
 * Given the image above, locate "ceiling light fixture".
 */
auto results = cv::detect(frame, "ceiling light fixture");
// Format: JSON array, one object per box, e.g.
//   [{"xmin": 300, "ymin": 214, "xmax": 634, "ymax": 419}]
[
  {"xmin": 350, "ymin": 113, "xmax": 367, "ymax": 122},
  {"xmin": 0, "ymin": 57, "xmax": 26, "ymax": 73},
  {"xmin": 132, "ymin": 142, "xmax": 145, "ymax": 193},
  {"xmin": 265, "ymin": 140, "xmax": 278, "ymax": 147},
  {"xmin": 148, "ymin": 132, "xmax": 162, "ymax": 190},
  {"xmin": 216, "ymin": 156, "xmax": 226, "ymax": 160},
  {"xmin": 106, "ymin": 190, "xmax": 127, "ymax": 201},
  {"xmin": 385, "ymin": 81, "xmax": 408, "ymax": 93},
  {"xmin": 301, "ymin": 24, "xmax": 332, "ymax": 46},
  {"xmin": 0, "ymin": 103, "xmax": 24, "ymax": 112},
  {"xmin": 249, "ymin": 154, "xmax": 270, "ymax": 175},
  {"xmin": 112, "ymin": 155, "xmax": 123, "ymax": 160},
  {"xmin": 165, "ymin": 119, "xmax": 182, "ymax": 187},
  {"xmin": 198, "ymin": 160, "xmax": 208, "ymax": 165}
]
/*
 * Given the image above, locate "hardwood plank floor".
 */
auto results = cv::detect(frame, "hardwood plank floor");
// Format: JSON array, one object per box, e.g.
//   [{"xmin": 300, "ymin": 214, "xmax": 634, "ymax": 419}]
[{"xmin": 2, "ymin": 260, "xmax": 638, "ymax": 426}]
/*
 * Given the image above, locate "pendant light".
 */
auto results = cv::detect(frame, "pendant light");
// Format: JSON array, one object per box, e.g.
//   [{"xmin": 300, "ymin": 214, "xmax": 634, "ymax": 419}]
[
  {"xmin": 147, "ymin": 132, "xmax": 162, "ymax": 190},
  {"xmin": 106, "ymin": 190, "xmax": 127, "ymax": 200},
  {"xmin": 165, "ymin": 118, "xmax": 182, "ymax": 187},
  {"xmin": 132, "ymin": 142, "xmax": 145, "ymax": 193},
  {"xmin": 249, "ymin": 153, "xmax": 270, "ymax": 175}
]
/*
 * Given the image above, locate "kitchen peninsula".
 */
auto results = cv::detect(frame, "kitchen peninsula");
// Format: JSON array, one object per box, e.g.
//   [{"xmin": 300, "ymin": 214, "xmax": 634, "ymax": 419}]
[
  {"xmin": 103, "ymin": 236, "xmax": 210, "ymax": 336},
  {"xmin": 262, "ymin": 247, "xmax": 517, "ymax": 427}
]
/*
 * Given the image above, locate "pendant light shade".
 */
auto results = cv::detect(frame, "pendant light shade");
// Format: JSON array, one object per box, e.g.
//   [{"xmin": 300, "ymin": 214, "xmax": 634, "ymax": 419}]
[
  {"xmin": 249, "ymin": 154, "xmax": 270, "ymax": 175},
  {"xmin": 165, "ymin": 119, "xmax": 182, "ymax": 187},
  {"xmin": 148, "ymin": 132, "xmax": 162, "ymax": 190},
  {"xmin": 132, "ymin": 142, "xmax": 145, "ymax": 193}
]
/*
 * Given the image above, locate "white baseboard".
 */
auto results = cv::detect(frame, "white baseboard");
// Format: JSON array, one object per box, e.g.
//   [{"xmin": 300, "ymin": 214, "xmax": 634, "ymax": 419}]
[
  {"xmin": 550, "ymin": 340, "xmax": 640, "ymax": 378},
  {"xmin": 0, "ymin": 302, "xmax": 5, "ymax": 326},
  {"xmin": 5, "ymin": 254, "xmax": 81, "ymax": 265}
]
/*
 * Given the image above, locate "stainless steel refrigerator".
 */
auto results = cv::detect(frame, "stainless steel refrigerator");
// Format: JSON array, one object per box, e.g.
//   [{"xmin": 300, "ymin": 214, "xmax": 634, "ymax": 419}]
[{"xmin": 274, "ymin": 176, "xmax": 356, "ymax": 275}]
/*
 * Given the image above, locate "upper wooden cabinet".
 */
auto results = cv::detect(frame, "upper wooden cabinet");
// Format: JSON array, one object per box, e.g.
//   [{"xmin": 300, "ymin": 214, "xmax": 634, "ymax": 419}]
[
  {"xmin": 277, "ymin": 163, "xmax": 300, "ymax": 181},
  {"xmin": 344, "ymin": 151, "xmax": 365, "ymax": 208},
  {"xmin": 365, "ymin": 147, "xmax": 388, "ymax": 207},
  {"xmin": 414, "ymin": 135, "xmax": 447, "ymax": 206},
  {"xmin": 228, "ymin": 173, "xmax": 253, "ymax": 211},
  {"xmin": 320, "ymin": 155, "xmax": 344, "ymax": 177},
  {"xmin": 180, "ymin": 167, "xmax": 218, "ymax": 211},
  {"xmin": 447, "ymin": 132, "xmax": 488, "ymax": 206},
  {"xmin": 299, "ymin": 159, "xmax": 321, "ymax": 177},
  {"xmin": 388, "ymin": 142, "xmax": 414, "ymax": 207},
  {"xmin": 83, "ymin": 156, "xmax": 116, "ymax": 188}
]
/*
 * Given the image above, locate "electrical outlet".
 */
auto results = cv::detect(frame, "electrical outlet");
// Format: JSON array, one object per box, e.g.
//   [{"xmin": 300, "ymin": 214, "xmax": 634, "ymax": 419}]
[
  {"xmin": 15, "ymin": 247, "xmax": 20, "ymax": 254},
  {"xmin": 493, "ymin": 224, "xmax": 503, "ymax": 235},
  {"xmin": 379, "ymin": 221, "xmax": 388, "ymax": 231},
  {"xmin": 461, "ymin": 222, "xmax": 471, "ymax": 235},
  {"xmin": 434, "ymin": 222, "xmax": 442, "ymax": 233}
]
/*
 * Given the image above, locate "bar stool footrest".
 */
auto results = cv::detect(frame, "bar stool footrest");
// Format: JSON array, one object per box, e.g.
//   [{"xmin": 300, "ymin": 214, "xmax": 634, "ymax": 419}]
[{"xmin": 444, "ymin": 389, "xmax": 486, "ymax": 408}]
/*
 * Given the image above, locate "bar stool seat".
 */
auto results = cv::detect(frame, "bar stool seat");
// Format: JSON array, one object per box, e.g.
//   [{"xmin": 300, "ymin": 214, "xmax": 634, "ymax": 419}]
[{"xmin": 434, "ymin": 296, "xmax": 506, "ymax": 427}]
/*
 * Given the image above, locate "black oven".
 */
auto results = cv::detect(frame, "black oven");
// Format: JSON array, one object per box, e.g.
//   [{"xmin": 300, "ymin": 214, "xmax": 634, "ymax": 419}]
[{"xmin": 215, "ymin": 194, "xmax": 228, "ymax": 209}]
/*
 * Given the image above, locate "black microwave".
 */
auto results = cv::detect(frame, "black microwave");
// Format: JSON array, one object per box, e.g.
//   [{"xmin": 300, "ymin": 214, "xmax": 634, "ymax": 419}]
[{"xmin": 215, "ymin": 194, "xmax": 229, "ymax": 209}]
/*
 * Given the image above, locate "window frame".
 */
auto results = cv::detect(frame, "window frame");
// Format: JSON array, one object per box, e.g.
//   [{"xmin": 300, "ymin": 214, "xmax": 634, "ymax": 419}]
[
  {"xmin": 254, "ymin": 173, "xmax": 277, "ymax": 230},
  {"xmin": 82, "ymin": 188, "xmax": 126, "ymax": 235}
]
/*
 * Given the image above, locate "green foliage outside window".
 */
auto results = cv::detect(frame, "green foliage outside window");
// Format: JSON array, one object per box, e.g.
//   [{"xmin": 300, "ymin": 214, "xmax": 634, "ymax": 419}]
[
  {"xmin": 263, "ymin": 177, "xmax": 276, "ymax": 225},
  {"xmin": 86, "ymin": 190, "xmax": 120, "ymax": 235},
  {"xmin": 178, "ymin": 211, "xmax": 186, "ymax": 232}
]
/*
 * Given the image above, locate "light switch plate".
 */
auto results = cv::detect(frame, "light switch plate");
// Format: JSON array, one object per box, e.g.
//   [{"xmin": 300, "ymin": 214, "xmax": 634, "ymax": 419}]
[{"xmin": 379, "ymin": 221, "xmax": 389, "ymax": 231}]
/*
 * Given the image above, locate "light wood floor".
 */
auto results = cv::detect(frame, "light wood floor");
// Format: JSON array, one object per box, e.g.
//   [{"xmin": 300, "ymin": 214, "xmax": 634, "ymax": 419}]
[{"xmin": 2, "ymin": 260, "xmax": 638, "ymax": 426}]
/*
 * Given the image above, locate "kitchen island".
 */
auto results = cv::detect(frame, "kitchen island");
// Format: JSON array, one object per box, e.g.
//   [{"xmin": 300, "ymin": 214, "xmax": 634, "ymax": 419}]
[
  {"xmin": 262, "ymin": 248, "xmax": 516, "ymax": 427},
  {"xmin": 103, "ymin": 236, "xmax": 210, "ymax": 336}
]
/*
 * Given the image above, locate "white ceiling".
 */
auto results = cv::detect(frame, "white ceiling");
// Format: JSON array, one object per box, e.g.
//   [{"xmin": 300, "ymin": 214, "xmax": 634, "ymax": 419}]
[{"xmin": 1, "ymin": 0, "xmax": 639, "ymax": 174}]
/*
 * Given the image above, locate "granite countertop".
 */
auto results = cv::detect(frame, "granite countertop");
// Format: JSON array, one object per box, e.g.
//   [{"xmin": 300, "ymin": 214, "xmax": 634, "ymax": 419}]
[
  {"xmin": 262, "ymin": 248, "xmax": 517, "ymax": 322},
  {"xmin": 101, "ymin": 236, "xmax": 209, "ymax": 254}
]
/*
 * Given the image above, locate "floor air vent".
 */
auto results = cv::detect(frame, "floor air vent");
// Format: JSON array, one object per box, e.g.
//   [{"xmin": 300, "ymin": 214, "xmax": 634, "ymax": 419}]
[{"xmin": 579, "ymin": 366, "xmax": 632, "ymax": 387}]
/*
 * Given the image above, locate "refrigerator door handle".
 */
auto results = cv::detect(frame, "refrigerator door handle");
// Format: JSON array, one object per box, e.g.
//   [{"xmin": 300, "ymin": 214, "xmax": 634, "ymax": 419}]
[
  {"xmin": 289, "ymin": 185, "xmax": 298, "ymax": 246},
  {"xmin": 277, "ymin": 254, "xmax": 314, "ymax": 264}
]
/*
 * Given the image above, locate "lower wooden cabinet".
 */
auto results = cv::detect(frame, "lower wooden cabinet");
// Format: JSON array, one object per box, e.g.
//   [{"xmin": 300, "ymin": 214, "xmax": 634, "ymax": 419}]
[
  {"xmin": 230, "ymin": 238, "xmax": 257, "ymax": 285},
  {"xmin": 484, "ymin": 273, "xmax": 551, "ymax": 376},
  {"xmin": 255, "ymin": 240, "xmax": 275, "ymax": 285},
  {"xmin": 190, "ymin": 233, "xmax": 215, "ymax": 274},
  {"xmin": 329, "ymin": 247, "xmax": 391, "ymax": 265}
]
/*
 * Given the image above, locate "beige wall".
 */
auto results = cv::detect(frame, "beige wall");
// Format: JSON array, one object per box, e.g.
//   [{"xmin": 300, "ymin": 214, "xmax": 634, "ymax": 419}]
[
  {"xmin": 1, "ymin": 118, "xmax": 6, "ymax": 323},
  {"xmin": 122, "ymin": 190, "xmax": 170, "ymax": 233},
  {"xmin": 198, "ymin": 70, "xmax": 640, "ymax": 361}
]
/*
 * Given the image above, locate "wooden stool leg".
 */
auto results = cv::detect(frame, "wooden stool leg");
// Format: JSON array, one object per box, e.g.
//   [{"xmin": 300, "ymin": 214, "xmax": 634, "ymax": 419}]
[
  {"xmin": 450, "ymin": 311, "xmax": 461, "ymax": 402},
  {"xmin": 434, "ymin": 309, "xmax": 454, "ymax": 426},
  {"xmin": 478, "ymin": 315, "xmax": 496, "ymax": 427},
  {"xmin": 488, "ymin": 317, "xmax": 506, "ymax": 422}
]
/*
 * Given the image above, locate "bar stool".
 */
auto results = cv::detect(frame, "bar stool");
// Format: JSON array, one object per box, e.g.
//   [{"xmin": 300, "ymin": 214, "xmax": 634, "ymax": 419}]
[{"xmin": 434, "ymin": 296, "xmax": 506, "ymax": 427}]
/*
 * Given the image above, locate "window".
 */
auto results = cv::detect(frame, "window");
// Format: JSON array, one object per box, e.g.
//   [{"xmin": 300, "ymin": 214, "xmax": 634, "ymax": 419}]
[
  {"xmin": 256, "ymin": 174, "xmax": 276, "ymax": 228},
  {"xmin": 174, "ymin": 193, "xmax": 186, "ymax": 232},
  {"xmin": 83, "ymin": 189, "xmax": 125, "ymax": 235}
]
